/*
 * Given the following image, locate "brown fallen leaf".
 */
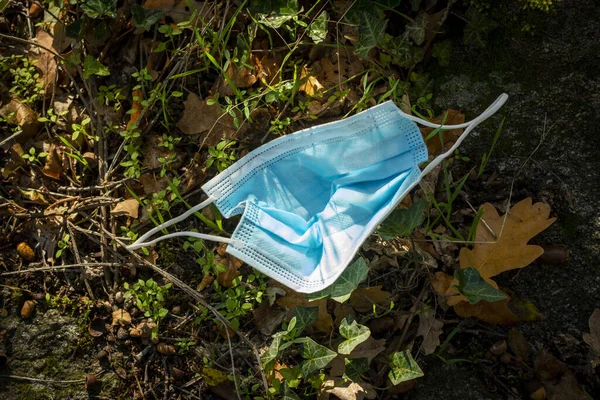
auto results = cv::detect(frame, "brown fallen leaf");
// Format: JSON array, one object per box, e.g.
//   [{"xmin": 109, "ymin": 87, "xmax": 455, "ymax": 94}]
[
  {"xmin": 348, "ymin": 286, "xmax": 392, "ymax": 313},
  {"xmin": 420, "ymin": 109, "xmax": 465, "ymax": 157},
  {"xmin": 177, "ymin": 94, "xmax": 241, "ymax": 148},
  {"xmin": 453, "ymin": 298, "xmax": 519, "ymax": 325},
  {"xmin": 256, "ymin": 53, "xmax": 282, "ymax": 85},
  {"xmin": 329, "ymin": 336, "xmax": 387, "ymax": 377},
  {"xmin": 34, "ymin": 28, "xmax": 58, "ymax": 94},
  {"xmin": 111, "ymin": 198, "xmax": 139, "ymax": 219},
  {"xmin": 508, "ymin": 328, "xmax": 532, "ymax": 362},
  {"xmin": 534, "ymin": 350, "xmax": 587, "ymax": 400},
  {"xmin": 298, "ymin": 66, "xmax": 324, "ymax": 97},
  {"xmin": 213, "ymin": 59, "xmax": 258, "ymax": 96},
  {"xmin": 142, "ymin": 0, "xmax": 215, "ymax": 24},
  {"xmin": 42, "ymin": 144, "xmax": 62, "ymax": 179},
  {"xmin": 275, "ymin": 283, "xmax": 333, "ymax": 333},
  {"xmin": 111, "ymin": 309, "xmax": 132, "ymax": 327},
  {"xmin": 252, "ymin": 301, "xmax": 286, "ymax": 336},
  {"xmin": 583, "ymin": 308, "xmax": 600, "ymax": 368},
  {"xmin": 0, "ymin": 99, "xmax": 40, "ymax": 140},
  {"xmin": 127, "ymin": 89, "xmax": 144, "ymax": 131},
  {"xmin": 320, "ymin": 378, "xmax": 376, "ymax": 400},
  {"xmin": 215, "ymin": 252, "xmax": 243, "ymax": 288},
  {"xmin": 434, "ymin": 198, "xmax": 556, "ymax": 315},
  {"xmin": 416, "ymin": 308, "xmax": 444, "ymax": 355}
]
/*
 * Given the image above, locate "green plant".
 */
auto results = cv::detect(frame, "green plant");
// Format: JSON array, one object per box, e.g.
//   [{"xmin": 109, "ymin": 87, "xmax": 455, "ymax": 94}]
[
  {"xmin": 98, "ymin": 84, "xmax": 126, "ymax": 110},
  {"xmin": 38, "ymin": 108, "xmax": 69, "ymax": 124},
  {"xmin": 55, "ymin": 234, "xmax": 70, "ymax": 258},
  {"xmin": 176, "ymin": 338, "xmax": 196, "ymax": 354},
  {"xmin": 1, "ymin": 55, "xmax": 45, "ymax": 104},
  {"xmin": 206, "ymin": 140, "xmax": 237, "ymax": 172},
  {"xmin": 21, "ymin": 147, "xmax": 48, "ymax": 165},
  {"xmin": 124, "ymin": 278, "xmax": 172, "ymax": 338}
]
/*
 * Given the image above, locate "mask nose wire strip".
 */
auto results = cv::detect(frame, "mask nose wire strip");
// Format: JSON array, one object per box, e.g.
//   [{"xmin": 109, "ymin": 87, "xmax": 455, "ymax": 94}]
[{"xmin": 126, "ymin": 196, "xmax": 229, "ymax": 251}]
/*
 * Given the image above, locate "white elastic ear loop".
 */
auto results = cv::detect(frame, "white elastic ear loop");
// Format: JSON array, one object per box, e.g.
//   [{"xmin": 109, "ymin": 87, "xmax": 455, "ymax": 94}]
[{"xmin": 126, "ymin": 196, "xmax": 231, "ymax": 251}]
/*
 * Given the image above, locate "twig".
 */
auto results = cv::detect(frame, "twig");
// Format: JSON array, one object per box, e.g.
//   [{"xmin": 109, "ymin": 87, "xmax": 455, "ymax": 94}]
[
  {"xmin": 0, "ymin": 262, "xmax": 124, "ymax": 276},
  {"xmin": 0, "ymin": 375, "xmax": 84, "ymax": 384},
  {"xmin": 67, "ymin": 223, "xmax": 95, "ymax": 299},
  {"xmin": 0, "ymin": 130, "xmax": 23, "ymax": 147}
]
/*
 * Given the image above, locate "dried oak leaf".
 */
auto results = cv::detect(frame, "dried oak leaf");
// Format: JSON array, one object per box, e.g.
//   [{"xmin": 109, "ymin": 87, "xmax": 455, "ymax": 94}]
[
  {"xmin": 419, "ymin": 109, "xmax": 465, "ymax": 157},
  {"xmin": 0, "ymin": 99, "xmax": 40, "ymax": 140},
  {"xmin": 298, "ymin": 66, "xmax": 324, "ymax": 97},
  {"xmin": 275, "ymin": 283, "xmax": 333, "ymax": 333},
  {"xmin": 111, "ymin": 198, "xmax": 139, "ymax": 219},
  {"xmin": 34, "ymin": 28, "xmax": 58, "ymax": 94},
  {"xmin": 42, "ymin": 144, "xmax": 62, "ymax": 179},
  {"xmin": 534, "ymin": 350, "xmax": 588, "ymax": 400},
  {"xmin": 583, "ymin": 308, "xmax": 600, "ymax": 367},
  {"xmin": 215, "ymin": 252, "xmax": 243, "ymax": 288},
  {"xmin": 213, "ymin": 58, "xmax": 259, "ymax": 96},
  {"xmin": 416, "ymin": 308, "xmax": 444, "ymax": 355},
  {"xmin": 177, "ymin": 94, "xmax": 242, "ymax": 148},
  {"xmin": 348, "ymin": 286, "xmax": 392, "ymax": 313},
  {"xmin": 321, "ymin": 378, "xmax": 376, "ymax": 400},
  {"xmin": 433, "ymin": 198, "xmax": 555, "ymax": 324},
  {"xmin": 252, "ymin": 300, "xmax": 285, "ymax": 336},
  {"xmin": 329, "ymin": 336, "xmax": 386, "ymax": 377}
]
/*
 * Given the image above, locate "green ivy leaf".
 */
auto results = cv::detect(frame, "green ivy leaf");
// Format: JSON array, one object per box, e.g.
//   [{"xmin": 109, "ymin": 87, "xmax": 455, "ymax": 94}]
[
  {"xmin": 306, "ymin": 258, "xmax": 368, "ymax": 303},
  {"xmin": 338, "ymin": 318, "xmax": 371, "ymax": 354},
  {"xmin": 81, "ymin": 0, "xmax": 117, "ymax": 19},
  {"xmin": 83, "ymin": 56, "xmax": 110, "ymax": 79},
  {"xmin": 381, "ymin": 34, "xmax": 424, "ymax": 68},
  {"xmin": 463, "ymin": 7, "xmax": 498, "ymax": 49},
  {"xmin": 131, "ymin": 4, "xmax": 164, "ymax": 32},
  {"xmin": 343, "ymin": 357, "xmax": 369, "ymax": 382},
  {"xmin": 453, "ymin": 267, "xmax": 507, "ymax": 304},
  {"xmin": 291, "ymin": 306, "xmax": 318, "ymax": 336},
  {"xmin": 406, "ymin": 13, "xmax": 429, "ymax": 46},
  {"xmin": 432, "ymin": 40, "xmax": 452, "ymax": 66},
  {"xmin": 308, "ymin": 10, "xmax": 328, "ymax": 43},
  {"xmin": 388, "ymin": 351, "xmax": 424, "ymax": 385},
  {"xmin": 262, "ymin": 333, "xmax": 283, "ymax": 365},
  {"xmin": 355, "ymin": 12, "xmax": 387, "ymax": 58},
  {"xmin": 279, "ymin": 365, "xmax": 302, "ymax": 388},
  {"xmin": 299, "ymin": 337, "xmax": 337, "ymax": 377},
  {"xmin": 378, "ymin": 198, "xmax": 425, "ymax": 240},
  {"xmin": 251, "ymin": 0, "xmax": 300, "ymax": 29},
  {"xmin": 281, "ymin": 382, "xmax": 301, "ymax": 400}
]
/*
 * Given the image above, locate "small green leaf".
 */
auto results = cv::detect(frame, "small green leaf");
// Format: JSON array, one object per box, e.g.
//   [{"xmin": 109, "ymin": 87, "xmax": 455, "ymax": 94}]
[
  {"xmin": 83, "ymin": 56, "xmax": 110, "ymax": 79},
  {"xmin": 343, "ymin": 357, "xmax": 369, "ymax": 382},
  {"xmin": 306, "ymin": 258, "xmax": 368, "ymax": 303},
  {"xmin": 355, "ymin": 12, "xmax": 387, "ymax": 58},
  {"xmin": 378, "ymin": 198, "xmax": 425, "ymax": 240},
  {"xmin": 308, "ymin": 10, "xmax": 328, "ymax": 44},
  {"xmin": 388, "ymin": 351, "xmax": 424, "ymax": 385},
  {"xmin": 432, "ymin": 40, "xmax": 452, "ymax": 66},
  {"xmin": 300, "ymin": 337, "xmax": 337, "ymax": 377},
  {"xmin": 81, "ymin": 0, "xmax": 117, "ymax": 19},
  {"xmin": 463, "ymin": 7, "xmax": 498, "ymax": 49},
  {"xmin": 453, "ymin": 267, "xmax": 507, "ymax": 304},
  {"xmin": 262, "ymin": 333, "xmax": 283, "ymax": 365},
  {"xmin": 338, "ymin": 317, "xmax": 371, "ymax": 354},
  {"xmin": 279, "ymin": 365, "xmax": 302, "ymax": 388},
  {"xmin": 291, "ymin": 306, "xmax": 318, "ymax": 336},
  {"xmin": 406, "ymin": 13, "xmax": 429, "ymax": 46}
]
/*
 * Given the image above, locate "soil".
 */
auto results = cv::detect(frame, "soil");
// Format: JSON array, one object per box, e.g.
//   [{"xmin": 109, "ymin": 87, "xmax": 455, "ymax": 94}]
[{"xmin": 410, "ymin": 0, "xmax": 600, "ymax": 398}]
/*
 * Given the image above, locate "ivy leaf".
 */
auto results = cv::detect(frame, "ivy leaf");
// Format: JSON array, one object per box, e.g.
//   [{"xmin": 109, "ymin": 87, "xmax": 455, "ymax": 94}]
[
  {"xmin": 343, "ymin": 358, "xmax": 369, "ymax": 382},
  {"xmin": 306, "ymin": 258, "xmax": 368, "ymax": 303},
  {"xmin": 378, "ymin": 198, "xmax": 425, "ymax": 240},
  {"xmin": 131, "ymin": 4, "xmax": 164, "ymax": 32},
  {"xmin": 432, "ymin": 40, "xmax": 452, "ymax": 66},
  {"xmin": 453, "ymin": 267, "xmax": 507, "ymax": 305},
  {"xmin": 261, "ymin": 333, "xmax": 283, "ymax": 365},
  {"xmin": 281, "ymin": 382, "xmax": 301, "ymax": 400},
  {"xmin": 279, "ymin": 365, "xmax": 302, "ymax": 388},
  {"xmin": 355, "ymin": 12, "xmax": 388, "ymax": 58},
  {"xmin": 308, "ymin": 10, "xmax": 328, "ymax": 43},
  {"xmin": 406, "ymin": 13, "xmax": 429, "ymax": 46},
  {"xmin": 300, "ymin": 337, "xmax": 337, "ymax": 376},
  {"xmin": 388, "ymin": 351, "xmax": 424, "ymax": 385},
  {"xmin": 251, "ymin": 0, "xmax": 300, "ymax": 29},
  {"xmin": 83, "ymin": 56, "xmax": 110, "ymax": 79},
  {"xmin": 292, "ymin": 306, "xmax": 318, "ymax": 336},
  {"xmin": 463, "ymin": 7, "xmax": 498, "ymax": 48},
  {"xmin": 338, "ymin": 317, "xmax": 371, "ymax": 354},
  {"xmin": 81, "ymin": 0, "xmax": 117, "ymax": 19}
]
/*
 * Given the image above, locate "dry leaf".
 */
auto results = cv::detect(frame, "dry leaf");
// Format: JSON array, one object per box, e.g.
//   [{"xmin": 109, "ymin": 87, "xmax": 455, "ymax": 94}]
[
  {"xmin": 111, "ymin": 198, "xmax": 139, "ymax": 219},
  {"xmin": 34, "ymin": 28, "xmax": 58, "ymax": 94},
  {"xmin": 275, "ymin": 285, "xmax": 333, "ymax": 333},
  {"xmin": 0, "ymin": 99, "xmax": 40, "ymax": 140},
  {"xmin": 348, "ymin": 286, "xmax": 392, "ymax": 313},
  {"xmin": 177, "ymin": 94, "xmax": 240, "ymax": 148},
  {"xmin": 435, "ymin": 198, "xmax": 556, "ymax": 310},
  {"xmin": 299, "ymin": 66, "xmax": 324, "ymax": 96},
  {"xmin": 534, "ymin": 350, "xmax": 587, "ymax": 400},
  {"xmin": 216, "ymin": 253, "xmax": 243, "ymax": 287},
  {"xmin": 583, "ymin": 308, "xmax": 600, "ymax": 367},
  {"xmin": 256, "ymin": 53, "xmax": 282, "ymax": 85},
  {"xmin": 197, "ymin": 273, "xmax": 214, "ymax": 291},
  {"xmin": 252, "ymin": 301, "xmax": 286, "ymax": 336},
  {"xmin": 453, "ymin": 297, "xmax": 519, "ymax": 325},
  {"xmin": 127, "ymin": 89, "xmax": 143, "ymax": 131},
  {"xmin": 111, "ymin": 309, "xmax": 132, "ymax": 327},
  {"xmin": 42, "ymin": 144, "xmax": 62, "ymax": 179},
  {"xmin": 143, "ymin": 0, "xmax": 214, "ymax": 24},
  {"xmin": 416, "ymin": 308, "xmax": 444, "ymax": 355},
  {"xmin": 420, "ymin": 109, "xmax": 465, "ymax": 157},
  {"xmin": 213, "ymin": 59, "xmax": 258, "ymax": 96},
  {"xmin": 321, "ymin": 378, "xmax": 376, "ymax": 400},
  {"xmin": 329, "ymin": 336, "xmax": 387, "ymax": 377},
  {"xmin": 508, "ymin": 328, "xmax": 532, "ymax": 362}
]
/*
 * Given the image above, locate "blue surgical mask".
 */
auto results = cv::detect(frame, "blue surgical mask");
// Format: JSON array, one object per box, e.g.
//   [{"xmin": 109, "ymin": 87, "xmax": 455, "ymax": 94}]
[{"xmin": 128, "ymin": 94, "xmax": 508, "ymax": 293}]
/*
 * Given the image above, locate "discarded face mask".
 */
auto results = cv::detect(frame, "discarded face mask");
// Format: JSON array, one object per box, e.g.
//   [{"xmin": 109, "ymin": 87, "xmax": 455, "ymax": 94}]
[{"xmin": 128, "ymin": 94, "xmax": 508, "ymax": 293}]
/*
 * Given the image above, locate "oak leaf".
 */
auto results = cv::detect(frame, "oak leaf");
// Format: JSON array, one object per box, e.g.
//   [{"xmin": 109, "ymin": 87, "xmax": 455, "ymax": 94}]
[
  {"xmin": 298, "ymin": 66, "xmax": 323, "ymax": 97},
  {"xmin": 348, "ymin": 286, "xmax": 392, "ymax": 313},
  {"xmin": 34, "ymin": 28, "xmax": 58, "ymax": 94},
  {"xmin": 111, "ymin": 198, "xmax": 139, "ymax": 219},
  {"xmin": 320, "ymin": 378, "xmax": 376, "ymax": 400},
  {"xmin": 275, "ymin": 284, "xmax": 333, "ymax": 333},
  {"xmin": 433, "ymin": 198, "xmax": 555, "ymax": 324},
  {"xmin": 42, "ymin": 144, "xmax": 62, "ymax": 179},
  {"xmin": 416, "ymin": 308, "xmax": 444, "ymax": 355}
]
